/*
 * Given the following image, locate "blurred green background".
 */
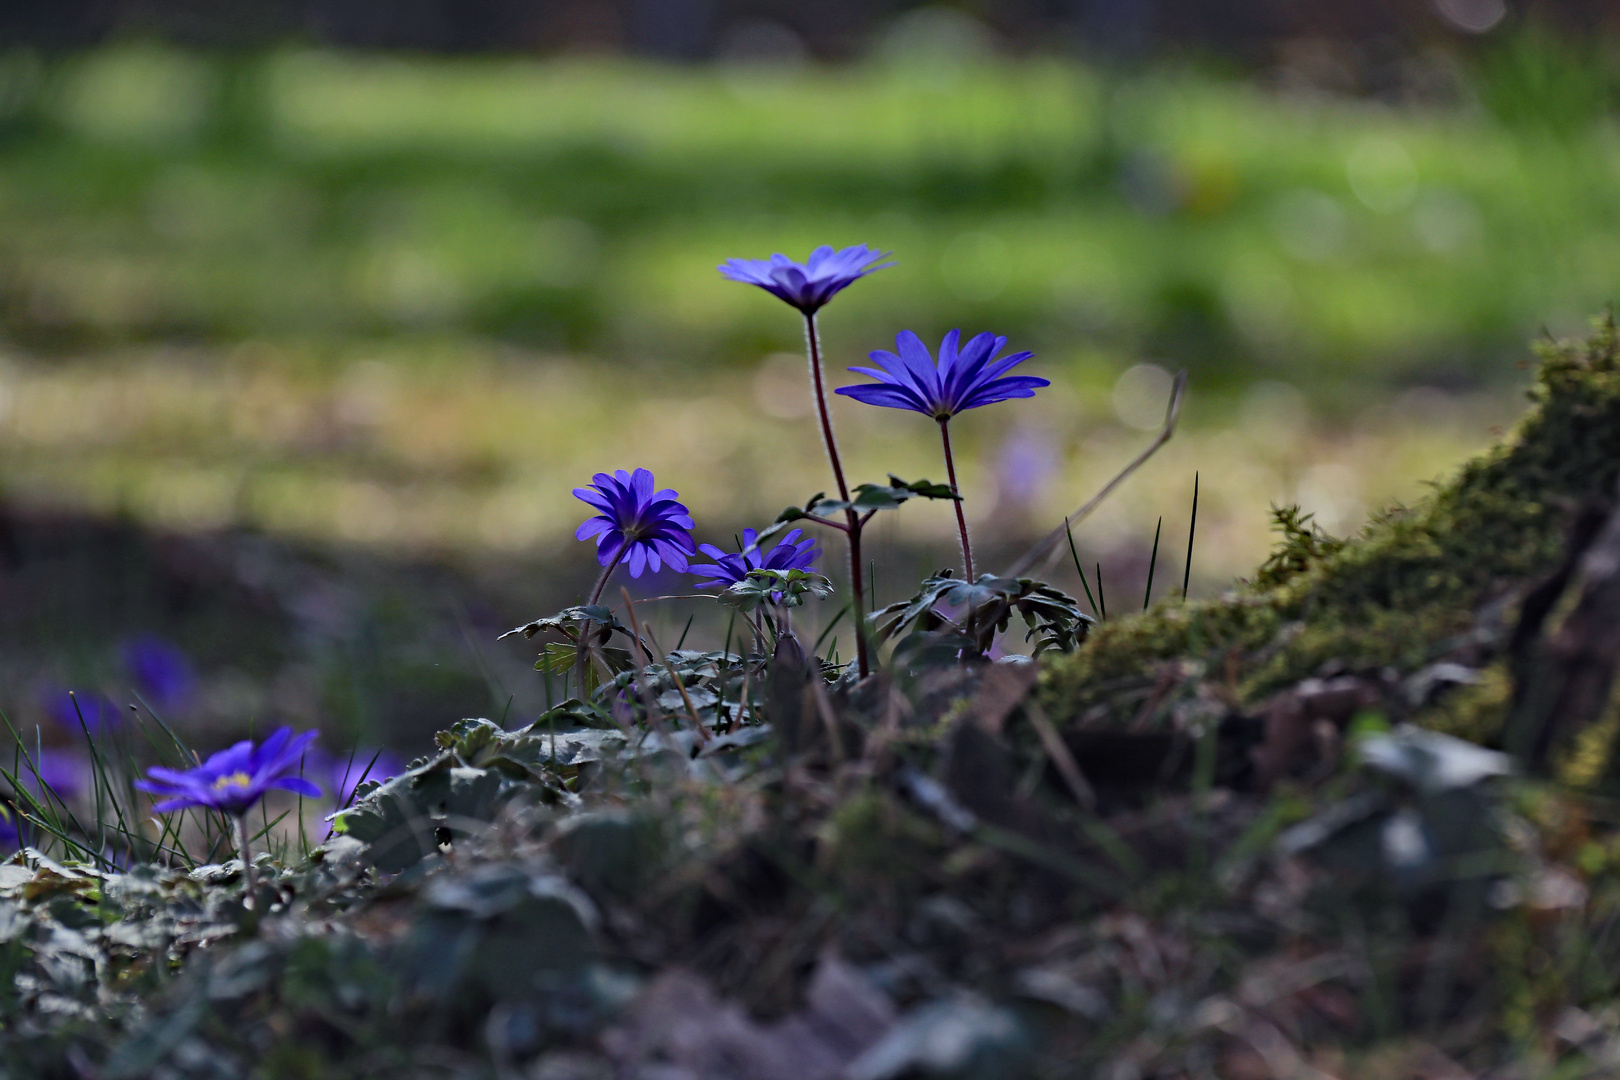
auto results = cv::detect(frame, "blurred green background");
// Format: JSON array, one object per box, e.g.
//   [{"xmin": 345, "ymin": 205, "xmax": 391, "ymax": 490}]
[{"xmin": 0, "ymin": 8, "xmax": 1617, "ymax": 756}]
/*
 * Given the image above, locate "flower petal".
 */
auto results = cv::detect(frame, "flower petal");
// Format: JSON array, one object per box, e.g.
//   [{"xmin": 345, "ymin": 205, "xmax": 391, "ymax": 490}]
[
  {"xmin": 836, "ymin": 383, "xmax": 932, "ymax": 413},
  {"xmin": 269, "ymin": 776, "xmax": 323, "ymax": 798}
]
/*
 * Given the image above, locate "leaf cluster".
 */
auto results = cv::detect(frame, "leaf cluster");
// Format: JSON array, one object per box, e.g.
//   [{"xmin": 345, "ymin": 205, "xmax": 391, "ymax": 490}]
[
  {"xmin": 718, "ymin": 568, "xmax": 835, "ymax": 612},
  {"xmin": 872, "ymin": 571, "xmax": 1094, "ymax": 656},
  {"xmin": 500, "ymin": 605, "xmax": 638, "ymax": 694},
  {"xmin": 772, "ymin": 475, "xmax": 959, "ymax": 528}
]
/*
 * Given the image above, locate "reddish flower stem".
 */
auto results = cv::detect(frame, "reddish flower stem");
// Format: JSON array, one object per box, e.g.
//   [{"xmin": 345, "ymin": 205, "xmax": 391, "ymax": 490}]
[
  {"xmin": 938, "ymin": 418, "xmax": 975, "ymax": 581},
  {"xmin": 803, "ymin": 313, "xmax": 870, "ymax": 678},
  {"xmin": 578, "ymin": 548, "xmax": 627, "ymax": 691},
  {"xmin": 586, "ymin": 550, "xmax": 626, "ymax": 606}
]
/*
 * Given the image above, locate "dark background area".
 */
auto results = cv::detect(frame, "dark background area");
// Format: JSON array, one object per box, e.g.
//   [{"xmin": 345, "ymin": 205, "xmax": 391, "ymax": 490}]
[{"xmin": 1, "ymin": 0, "xmax": 1615, "ymax": 62}]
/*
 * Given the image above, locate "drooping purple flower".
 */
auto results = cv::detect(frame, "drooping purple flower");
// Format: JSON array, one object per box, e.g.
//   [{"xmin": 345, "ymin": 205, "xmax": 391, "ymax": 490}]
[
  {"xmin": 689, "ymin": 528, "xmax": 821, "ymax": 590},
  {"xmin": 121, "ymin": 634, "xmax": 194, "ymax": 711},
  {"xmin": 574, "ymin": 468, "xmax": 696, "ymax": 578},
  {"xmin": 42, "ymin": 689, "xmax": 122, "ymax": 734},
  {"xmin": 718, "ymin": 244, "xmax": 892, "ymax": 314},
  {"xmin": 836, "ymin": 330, "xmax": 1049, "ymax": 419},
  {"xmin": 135, "ymin": 727, "xmax": 321, "ymax": 816}
]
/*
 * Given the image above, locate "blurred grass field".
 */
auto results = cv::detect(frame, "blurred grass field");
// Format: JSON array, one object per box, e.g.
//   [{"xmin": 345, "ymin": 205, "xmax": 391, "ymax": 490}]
[
  {"xmin": 0, "ymin": 43, "xmax": 1607, "ymax": 558},
  {"xmin": 0, "ymin": 38, "xmax": 1612, "ymax": 745}
]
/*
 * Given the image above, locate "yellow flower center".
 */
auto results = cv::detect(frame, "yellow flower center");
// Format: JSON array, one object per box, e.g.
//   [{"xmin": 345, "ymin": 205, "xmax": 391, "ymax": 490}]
[{"xmin": 211, "ymin": 771, "xmax": 252, "ymax": 792}]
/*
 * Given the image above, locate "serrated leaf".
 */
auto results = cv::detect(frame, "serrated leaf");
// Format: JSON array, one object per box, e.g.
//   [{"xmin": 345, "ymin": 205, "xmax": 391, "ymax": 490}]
[{"xmin": 498, "ymin": 605, "xmax": 626, "ymax": 642}]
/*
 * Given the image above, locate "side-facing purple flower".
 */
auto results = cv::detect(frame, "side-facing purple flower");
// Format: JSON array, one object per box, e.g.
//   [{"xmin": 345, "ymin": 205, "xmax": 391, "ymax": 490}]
[
  {"xmin": 135, "ymin": 727, "xmax": 321, "ymax": 816},
  {"xmin": 718, "ymin": 244, "xmax": 892, "ymax": 314},
  {"xmin": 43, "ymin": 689, "xmax": 122, "ymax": 734},
  {"xmin": 689, "ymin": 528, "xmax": 821, "ymax": 590},
  {"xmin": 836, "ymin": 329, "xmax": 1048, "ymax": 419},
  {"xmin": 121, "ymin": 634, "xmax": 194, "ymax": 711},
  {"xmin": 574, "ymin": 468, "xmax": 696, "ymax": 578},
  {"xmin": 21, "ymin": 749, "xmax": 90, "ymax": 801},
  {"xmin": 303, "ymin": 745, "xmax": 404, "ymax": 807}
]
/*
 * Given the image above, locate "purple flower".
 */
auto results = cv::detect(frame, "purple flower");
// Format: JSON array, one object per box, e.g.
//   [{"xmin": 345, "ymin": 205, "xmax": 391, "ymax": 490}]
[
  {"xmin": 0, "ymin": 813, "xmax": 17, "ymax": 851},
  {"xmin": 20, "ymin": 750, "xmax": 90, "ymax": 801},
  {"xmin": 121, "ymin": 634, "xmax": 194, "ymax": 711},
  {"xmin": 303, "ymin": 745, "xmax": 404, "ymax": 806},
  {"xmin": 690, "ymin": 528, "xmax": 821, "ymax": 590},
  {"xmin": 135, "ymin": 727, "xmax": 321, "ymax": 816},
  {"xmin": 718, "ymin": 244, "xmax": 892, "ymax": 314},
  {"xmin": 836, "ymin": 330, "xmax": 1048, "ymax": 419},
  {"xmin": 43, "ymin": 689, "xmax": 122, "ymax": 734},
  {"xmin": 574, "ymin": 468, "xmax": 696, "ymax": 578}
]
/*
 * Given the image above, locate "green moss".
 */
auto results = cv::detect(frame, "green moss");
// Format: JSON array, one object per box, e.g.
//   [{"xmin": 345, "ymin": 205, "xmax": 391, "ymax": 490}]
[
  {"xmin": 1041, "ymin": 315, "xmax": 1620, "ymax": 723},
  {"xmin": 1413, "ymin": 663, "xmax": 1514, "ymax": 743}
]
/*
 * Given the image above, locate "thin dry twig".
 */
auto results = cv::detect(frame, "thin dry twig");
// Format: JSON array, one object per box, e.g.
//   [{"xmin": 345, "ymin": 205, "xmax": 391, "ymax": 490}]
[
  {"xmin": 1023, "ymin": 701, "xmax": 1097, "ymax": 812},
  {"xmin": 624, "ymin": 588, "xmax": 711, "ymax": 743},
  {"xmin": 615, "ymin": 588, "xmax": 670, "ymax": 727},
  {"xmin": 1004, "ymin": 370, "xmax": 1187, "ymax": 580}
]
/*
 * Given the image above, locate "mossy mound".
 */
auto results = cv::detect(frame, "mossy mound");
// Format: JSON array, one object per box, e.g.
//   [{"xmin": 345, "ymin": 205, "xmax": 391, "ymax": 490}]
[{"xmin": 1039, "ymin": 316, "xmax": 1620, "ymax": 728}]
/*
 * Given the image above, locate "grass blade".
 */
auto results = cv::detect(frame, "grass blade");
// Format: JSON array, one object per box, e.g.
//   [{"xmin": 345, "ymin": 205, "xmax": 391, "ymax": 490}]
[
  {"xmin": 1096, "ymin": 564, "xmax": 1107, "ymax": 621},
  {"xmin": 814, "ymin": 603, "xmax": 849, "ymax": 655},
  {"xmin": 1143, "ymin": 516, "xmax": 1163, "ymax": 611},
  {"xmin": 1064, "ymin": 517, "xmax": 1102, "ymax": 619},
  {"xmin": 1182, "ymin": 471, "xmax": 1199, "ymax": 599}
]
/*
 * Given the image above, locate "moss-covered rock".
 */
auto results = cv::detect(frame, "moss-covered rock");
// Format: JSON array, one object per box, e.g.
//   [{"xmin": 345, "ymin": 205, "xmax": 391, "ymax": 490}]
[{"xmin": 1040, "ymin": 315, "xmax": 1620, "ymax": 726}]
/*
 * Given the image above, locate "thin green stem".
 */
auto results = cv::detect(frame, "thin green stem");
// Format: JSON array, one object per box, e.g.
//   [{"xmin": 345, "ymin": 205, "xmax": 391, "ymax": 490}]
[
  {"xmin": 938, "ymin": 417, "xmax": 974, "ymax": 581},
  {"xmin": 803, "ymin": 312, "xmax": 869, "ymax": 677}
]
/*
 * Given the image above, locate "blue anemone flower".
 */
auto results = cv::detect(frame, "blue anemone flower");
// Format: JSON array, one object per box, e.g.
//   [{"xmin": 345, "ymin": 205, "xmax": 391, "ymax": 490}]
[
  {"xmin": 43, "ymin": 689, "xmax": 122, "ymax": 734},
  {"xmin": 718, "ymin": 244, "xmax": 892, "ymax": 314},
  {"xmin": 574, "ymin": 468, "xmax": 696, "ymax": 578},
  {"xmin": 121, "ymin": 634, "xmax": 194, "ymax": 711},
  {"xmin": 836, "ymin": 329, "xmax": 1048, "ymax": 419},
  {"xmin": 689, "ymin": 528, "xmax": 821, "ymax": 590},
  {"xmin": 136, "ymin": 727, "xmax": 321, "ymax": 816}
]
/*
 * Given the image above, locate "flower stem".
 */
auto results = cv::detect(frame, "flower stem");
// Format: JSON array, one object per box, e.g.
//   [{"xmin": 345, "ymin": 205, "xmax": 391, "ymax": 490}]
[
  {"xmin": 235, "ymin": 814, "xmax": 258, "ymax": 909},
  {"xmin": 586, "ymin": 552, "xmax": 624, "ymax": 606},
  {"xmin": 938, "ymin": 418, "xmax": 975, "ymax": 581},
  {"xmin": 578, "ymin": 548, "xmax": 627, "ymax": 692},
  {"xmin": 803, "ymin": 313, "xmax": 870, "ymax": 678}
]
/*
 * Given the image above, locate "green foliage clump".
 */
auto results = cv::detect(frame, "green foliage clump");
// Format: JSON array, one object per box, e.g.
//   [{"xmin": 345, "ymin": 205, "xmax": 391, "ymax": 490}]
[
  {"xmin": 1251, "ymin": 506, "xmax": 1348, "ymax": 590},
  {"xmin": 1041, "ymin": 315, "xmax": 1620, "ymax": 722}
]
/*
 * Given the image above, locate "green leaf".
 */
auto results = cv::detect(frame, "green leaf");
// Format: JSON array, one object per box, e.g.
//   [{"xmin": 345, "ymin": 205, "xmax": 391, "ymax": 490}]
[
  {"xmin": 329, "ymin": 754, "xmax": 503, "ymax": 873},
  {"xmin": 774, "ymin": 477, "xmax": 958, "ymax": 524},
  {"xmin": 498, "ymin": 605, "xmax": 627, "ymax": 643},
  {"xmin": 719, "ymin": 568, "xmax": 834, "ymax": 612},
  {"xmin": 869, "ymin": 572, "xmax": 1092, "ymax": 655}
]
